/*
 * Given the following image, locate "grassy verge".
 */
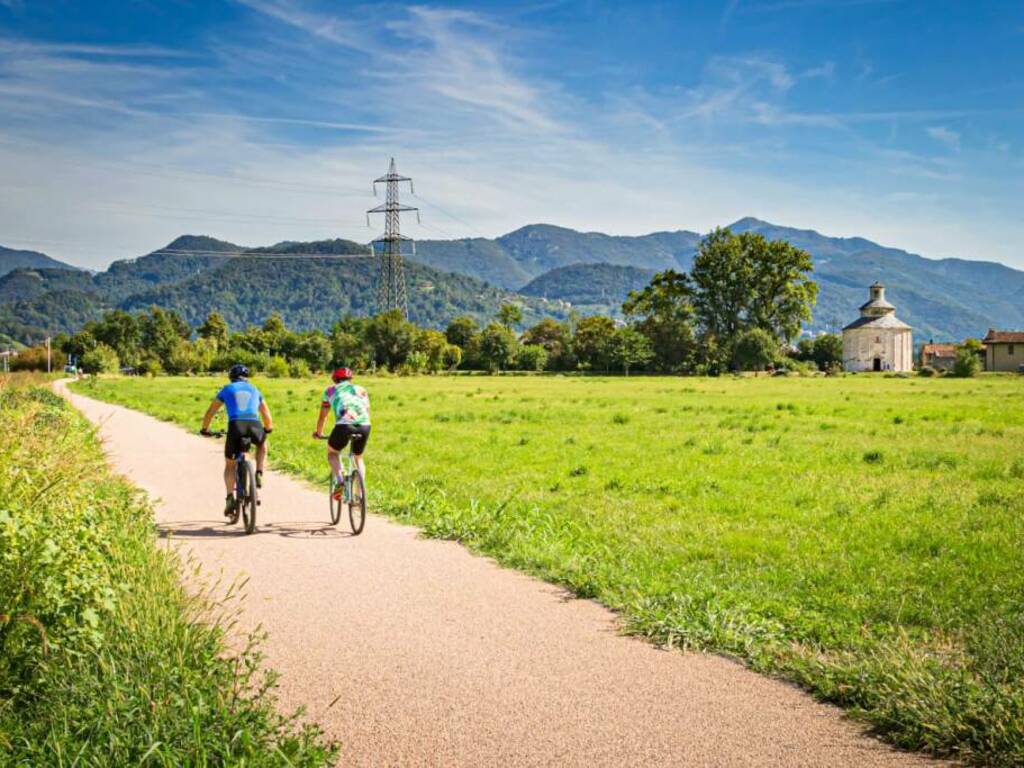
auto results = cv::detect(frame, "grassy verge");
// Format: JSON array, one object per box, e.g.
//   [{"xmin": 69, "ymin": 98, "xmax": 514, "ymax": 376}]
[
  {"xmin": 74, "ymin": 373, "xmax": 1024, "ymax": 765},
  {"xmin": 0, "ymin": 376, "xmax": 336, "ymax": 765}
]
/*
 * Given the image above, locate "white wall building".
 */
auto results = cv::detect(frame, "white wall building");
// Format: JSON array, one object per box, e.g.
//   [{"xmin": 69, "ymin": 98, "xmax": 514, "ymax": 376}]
[{"xmin": 842, "ymin": 283, "xmax": 913, "ymax": 372}]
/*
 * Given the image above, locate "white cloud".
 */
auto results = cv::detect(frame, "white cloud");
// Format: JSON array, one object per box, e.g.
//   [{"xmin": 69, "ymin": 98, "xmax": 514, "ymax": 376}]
[
  {"xmin": 0, "ymin": 1, "xmax": 1019, "ymax": 274},
  {"xmin": 926, "ymin": 125, "xmax": 961, "ymax": 151}
]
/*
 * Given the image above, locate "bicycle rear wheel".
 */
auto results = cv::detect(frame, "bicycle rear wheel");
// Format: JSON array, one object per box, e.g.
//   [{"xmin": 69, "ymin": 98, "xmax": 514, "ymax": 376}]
[
  {"xmin": 348, "ymin": 470, "xmax": 366, "ymax": 535},
  {"xmin": 240, "ymin": 459, "xmax": 257, "ymax": 535},
  {"xmin": 329, "ymin": 474, "xmax": 342, "ymax": 525}
]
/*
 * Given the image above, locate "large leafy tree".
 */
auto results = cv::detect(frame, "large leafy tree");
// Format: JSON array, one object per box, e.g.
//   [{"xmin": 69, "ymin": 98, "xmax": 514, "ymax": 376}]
[
  {"xmin": 477, "ymin": 322, "xmax": 519, "ymax": 372},
  {"xmin": 609, "ymin": 326, "xmax": 654, "ymax": 376},
  {"xmin": 197, "ymin": 311, "xmax": 229, "ymax": 349},
  {"xmin": 497, "ymin": 302, "xmax": 523, "ymax": 330},
  {"xmin": 365, "ymin": 310, "xmax": 417, "ymax": 369},
  {"xmin": 521, "ymin": 318, "xmax": 572, "ymax": 370},
  {"xmin": 573, "ymin": 316, "xmax": 616, "ymax": 372},
  {"xmin": 622, "ymin": 270, "xmax": 697, "ymax": 373},
  {"xmin": 690, "ymin": 229, "xmax": 817, "ymax": 358}
]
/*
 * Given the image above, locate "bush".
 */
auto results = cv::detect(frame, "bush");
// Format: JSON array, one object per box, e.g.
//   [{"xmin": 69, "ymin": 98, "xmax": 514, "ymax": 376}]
[
  {"xmin": 918, "ymin": 365, "xmax": 937, "ymax": 377},
  {"xmin": 732, "ymin": 328, "xmax": 781, "ymax": 372},
  {"xmin": 0, "ymin": 383, "xmax": 336, "ymax": 764},
  {"xmin": 265, "ymin": 356, "xmax": 290, "ymax": 378},
  {"xmin": 516, "ymin": 344, "xmax": 549, "ymax": 372},
  {"xmin": 952, "ymin": 348, "xmax": 981, "ymax": 378},
  {"xmin": 79, "ymin": 343, "xmax": 120, "ymax": 374},
  {"xmin": 289, "ymin": 358, "xmax": 311, "ymax": 378}
]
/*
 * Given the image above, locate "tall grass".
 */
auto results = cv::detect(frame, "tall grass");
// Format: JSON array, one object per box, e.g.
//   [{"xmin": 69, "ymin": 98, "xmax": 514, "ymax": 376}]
[
  {"xmin": 0, "ymin": 378, "xmax": 336, "ymax": 765},
  {"xmin": 75, "ymin": 373, "xmax": 1024, "ymax": 765}
]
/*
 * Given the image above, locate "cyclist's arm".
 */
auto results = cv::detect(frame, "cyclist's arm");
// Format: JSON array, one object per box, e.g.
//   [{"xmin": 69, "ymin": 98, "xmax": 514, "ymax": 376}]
[
  {"xmin": 314, "ymin": 402, "xmax": 330, "ymax": 436},
  {"xmin": 201, "ymin": 399, "xmax": 222, "ymax": 432},
  {"xmin": 259, "ymin": 400, "xmax": 273, "ymax": 431}
]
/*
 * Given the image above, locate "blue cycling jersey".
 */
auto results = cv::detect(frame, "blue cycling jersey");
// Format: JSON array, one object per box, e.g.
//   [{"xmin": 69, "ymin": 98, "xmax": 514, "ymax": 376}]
[{"xmin": 216, "ymin": 381, "xmax": 263, "ymax": 422}]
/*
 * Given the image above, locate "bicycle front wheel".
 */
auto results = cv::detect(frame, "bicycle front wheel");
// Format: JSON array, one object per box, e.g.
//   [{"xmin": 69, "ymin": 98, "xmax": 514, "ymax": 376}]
[
  {"xmin": 348, "ymin": 470, "xmax": 366, "ymax": 535},
  {"xmin": 241, "ymin": 460, "xmax": 257, "ymax": 535},
  {"xmin": 329, "ymin": 474, "xmax": 342, "ymax": 525}
]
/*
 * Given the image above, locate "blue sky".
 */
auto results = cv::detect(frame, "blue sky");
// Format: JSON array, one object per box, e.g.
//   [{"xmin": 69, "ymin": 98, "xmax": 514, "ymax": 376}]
[{"xmin": 0, "ymin": 0, "xmax": 1021, "ymax": 270}]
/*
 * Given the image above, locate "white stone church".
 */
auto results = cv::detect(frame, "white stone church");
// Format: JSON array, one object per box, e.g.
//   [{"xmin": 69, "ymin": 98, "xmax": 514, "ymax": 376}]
[{"xmin": 842, "ymin": 283, "xmax": 913, "ymax": 372}]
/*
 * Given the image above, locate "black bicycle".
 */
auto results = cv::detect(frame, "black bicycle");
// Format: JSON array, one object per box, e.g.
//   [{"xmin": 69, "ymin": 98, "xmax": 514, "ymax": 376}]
[{"xmin": 202, "ymin": 429, "xmax": 260, "ymax": 534}]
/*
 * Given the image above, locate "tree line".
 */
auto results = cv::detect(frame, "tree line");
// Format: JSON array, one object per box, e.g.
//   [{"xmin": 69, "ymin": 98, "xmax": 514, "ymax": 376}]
[{"xmin": 11, "ymin": 229, "xmax": 840, "ymax": 376}]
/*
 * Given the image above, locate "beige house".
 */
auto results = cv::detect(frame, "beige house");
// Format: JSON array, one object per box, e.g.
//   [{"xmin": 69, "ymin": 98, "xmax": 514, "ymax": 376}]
[
  {"xmin": 842, "ymin": 282, "xmax": 913, "ymax": 372},
  {"xmin": 981, "ymin": 329, "xmax": 1024, "ymax": 372}
]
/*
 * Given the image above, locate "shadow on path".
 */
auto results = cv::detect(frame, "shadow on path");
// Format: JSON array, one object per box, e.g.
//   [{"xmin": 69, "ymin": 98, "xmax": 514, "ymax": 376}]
[{"xmin": 158, "ymin": 520, "xmax": 356, "ymax": 540}]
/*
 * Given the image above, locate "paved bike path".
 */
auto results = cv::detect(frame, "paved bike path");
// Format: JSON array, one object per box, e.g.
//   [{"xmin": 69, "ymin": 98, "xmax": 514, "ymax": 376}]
[{"xmin": 60, "ymin": 383, "xmax": 940, "ymax": 767}]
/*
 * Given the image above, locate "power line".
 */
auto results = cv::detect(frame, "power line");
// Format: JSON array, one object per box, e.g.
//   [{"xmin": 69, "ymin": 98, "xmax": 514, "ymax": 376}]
[{"xmin": 411, "ymin": 192, "xmax": 489, "ymax": 239}]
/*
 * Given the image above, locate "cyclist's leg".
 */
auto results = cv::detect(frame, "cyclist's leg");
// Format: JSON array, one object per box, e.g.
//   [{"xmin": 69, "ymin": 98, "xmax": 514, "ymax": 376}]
[
  {"xmin": 350, "ymin": 426, "xmax": 371, "ymax": 482},
  {"xmin": 223, "ymin": 458, "xmax": 236, "ymax": 495},
  {"xmin": 326, "ymin": 424, "xmax": 350, "ymax": 485},
  {"xmin": 254, "ymin": 429, "xmax": 268, "ymax": 473}
]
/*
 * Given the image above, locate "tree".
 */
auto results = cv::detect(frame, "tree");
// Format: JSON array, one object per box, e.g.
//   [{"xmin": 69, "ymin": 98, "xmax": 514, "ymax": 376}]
[
  {"xmin": 609, "ymin": 327, "xmax": 654, "ymax": 375},
  {"xmin": 690, "ymin": 229, "xmax": 817, "ymax": 364},
  {"xmin": 415, "ymin": 329, "xmax": 449, "ymax": 373},
  {"xmin": 497, "ymin": 302, "xmax": 523, "ymax": 330},
  {"xmin": 290, "ymin": 331, "xmax": 331, "ymax": 371},
  {"xmin": 198, "ymin": 311, "xmax": 229, "ymax": 348},
  {"xmin": 516, "ymin": 344, "xmax": 549, "ymax": 372},
  {"xmin": 521, "ymin": 318, "xmax": 571, "ymax": 370},
  {"xmin": 573, "ymin": 316, "xmax": 616, "ymax": 371},
  {"xmin": 812, "ymin": 333, "xmax": 843, "ymax": 371},
  {"xmin": 622, "ymin": 270, "xmax": 696, "ymax": 373},
  {"xmin": 365, "ymin": 310, "xmax": 417, "ymax": 370},
  {"xmin": 442, "ymin": 343, "xmax": 463, "ymax": 371},
  {"xmin": 261, "ymin": 312, "xmax": 293, "ymax": 357},
  {"xmin": 952, "ymin": 339, "xmax": 982, "ymax": 378},
  {"xmin": 90, "ymin": 310, "xmax": 141, "ymax": 366},
  {"xmin": 140, "ymin": 307, "xmax": 190, "ymax": 368},
  {"xmin": 445, "ymin": 316, "xmax": 479, "ymax": 348},
  {"xmin": 80, "ymin": 343, "xmax": 119, "ymax": 374},
  {"xmin": 477, "ymin": 322, "xmax": 519, "ymax": 372},
  {"xmin": 732, "ymin": 327, "xmax": 780, "ymax": 371}
]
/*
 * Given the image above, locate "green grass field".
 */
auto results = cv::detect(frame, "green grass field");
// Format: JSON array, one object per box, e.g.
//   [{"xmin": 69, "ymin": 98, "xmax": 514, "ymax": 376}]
[{"xmin": 74, "ymin": 373, "xmax": 1024, "ymax": 765}]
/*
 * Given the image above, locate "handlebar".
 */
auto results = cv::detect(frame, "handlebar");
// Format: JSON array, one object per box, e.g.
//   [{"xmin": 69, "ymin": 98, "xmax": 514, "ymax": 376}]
[{"xmin": 201, "ymin": 430, "xmax": 225, "ymax": 438}]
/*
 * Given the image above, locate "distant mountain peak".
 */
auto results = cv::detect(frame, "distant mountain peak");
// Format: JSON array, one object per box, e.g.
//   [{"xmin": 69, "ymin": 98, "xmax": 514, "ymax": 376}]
[{"xmin": 161, "ymin": 234, "xmax": 243, "ymax": 253}]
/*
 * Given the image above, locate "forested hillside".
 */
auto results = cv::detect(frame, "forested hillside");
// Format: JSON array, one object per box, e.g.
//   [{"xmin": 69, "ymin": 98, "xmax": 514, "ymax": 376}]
[
  {"xmin": 0, "ymin": 236, "xmax": 565, "ymax": 343},
  {"xmin": 0, "ymin": 245, "xmax": 80, "ymax": 276}
]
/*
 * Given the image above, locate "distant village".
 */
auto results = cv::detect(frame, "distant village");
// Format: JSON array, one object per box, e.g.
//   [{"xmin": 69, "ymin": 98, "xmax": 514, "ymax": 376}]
[{"xmin": 840, "ymin": 282, "xmax": 1022, "ymax": 373}]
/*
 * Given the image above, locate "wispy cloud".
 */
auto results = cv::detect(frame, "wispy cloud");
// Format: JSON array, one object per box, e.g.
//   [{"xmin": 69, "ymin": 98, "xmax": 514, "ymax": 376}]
[
  {"xmin": 926, "ymin": 125, "xmax": 961, "ymax": 151},
  {"xmin": 0, "ymin": 38, "xmax": 188, "ymax": 57}
]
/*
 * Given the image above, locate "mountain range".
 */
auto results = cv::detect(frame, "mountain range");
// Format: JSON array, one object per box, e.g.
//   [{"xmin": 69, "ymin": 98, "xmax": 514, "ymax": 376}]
[
  {"xmin": 2, "ymin": 218, "xmax": 1022, "ymax": 345},
  {"xmin": 0, "ymin": 245, "xmax": 79, "ymax": 277}
]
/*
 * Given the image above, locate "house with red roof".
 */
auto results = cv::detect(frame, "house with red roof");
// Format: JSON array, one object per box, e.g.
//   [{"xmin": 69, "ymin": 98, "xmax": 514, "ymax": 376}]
[{"xmin": 981, "ymin": 329, "xmax": 1024, "ymax": 372}]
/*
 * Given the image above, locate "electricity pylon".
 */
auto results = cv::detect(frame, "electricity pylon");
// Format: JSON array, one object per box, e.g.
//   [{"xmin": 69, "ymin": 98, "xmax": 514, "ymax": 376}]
[{"xmin": 367, "ymin": 158, "xmax": 418, "ymax": 317}]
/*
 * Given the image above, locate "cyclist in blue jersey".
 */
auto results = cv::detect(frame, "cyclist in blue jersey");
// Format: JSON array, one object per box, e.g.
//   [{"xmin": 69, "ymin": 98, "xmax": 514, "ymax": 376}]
[{"xmin": 200, "ymin": 364, "xmax": 274, "ymax": 516}]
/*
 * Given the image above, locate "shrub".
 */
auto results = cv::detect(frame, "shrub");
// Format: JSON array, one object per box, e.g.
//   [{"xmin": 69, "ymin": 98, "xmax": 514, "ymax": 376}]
[
  {"xmin": 952, "ymin": 347, "xmax": 981, "ymax": 378},
  {"xmin": 289, "ymin": 358, "xmax": 311, "ymax": 378},
  {"xmin": 79, "ymin": 343, "xmax": 120, "ymax": 374},
  {"xmin": 516, "ymin": 344, "xmax": 549, "ymax": 372},
  {"xmin": 918, "ymin": 365, "xmax": 937, "ymax": 377},
  {"xmin": 265, "ymin": 356, "xmax": 290, "ymax": 378},
  {"xmin": 732, "ymin": 328, "xmax": 781, "ymax": 372},
  {"xmin": 0, "ymin": 383, "xmax": 335, "ymax": 764}
]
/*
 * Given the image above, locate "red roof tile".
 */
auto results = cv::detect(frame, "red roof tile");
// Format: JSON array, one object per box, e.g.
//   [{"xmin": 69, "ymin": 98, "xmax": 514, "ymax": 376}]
[{"xmin": 982, "ymin": 329, "xmax": 1024, "ymax": 343}]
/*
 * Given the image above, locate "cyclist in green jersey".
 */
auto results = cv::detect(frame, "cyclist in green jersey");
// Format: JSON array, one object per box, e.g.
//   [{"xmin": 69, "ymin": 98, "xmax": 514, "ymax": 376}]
[{"xmin": 312, "ymin": 367, "xmax": 371, "ymax": 498}]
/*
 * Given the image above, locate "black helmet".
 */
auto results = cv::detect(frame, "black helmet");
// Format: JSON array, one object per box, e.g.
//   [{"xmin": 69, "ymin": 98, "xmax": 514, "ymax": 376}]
[{"xmin": 228, "ymin": 364, "xmax": 250, "ymax": 382}]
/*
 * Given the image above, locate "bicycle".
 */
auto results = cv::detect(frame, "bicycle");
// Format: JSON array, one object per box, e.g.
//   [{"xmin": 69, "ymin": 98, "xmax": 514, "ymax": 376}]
[
  {"xmin": 202, "ymin": 429, "xmax": 260, "ymax": 535},
  {"xmin": 314, "ymin": 435, "xmax": 366, "ymax": 535}
]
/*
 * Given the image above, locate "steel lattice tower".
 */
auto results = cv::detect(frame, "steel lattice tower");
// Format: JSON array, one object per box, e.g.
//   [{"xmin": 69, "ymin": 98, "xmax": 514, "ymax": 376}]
[{"xmin": 367, "ymin": 158, "xmax": 418, "ymax": 317}]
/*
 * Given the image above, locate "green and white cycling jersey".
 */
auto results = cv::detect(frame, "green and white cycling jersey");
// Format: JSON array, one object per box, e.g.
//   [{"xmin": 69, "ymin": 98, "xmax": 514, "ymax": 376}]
[{"xmin": 322, "ymin": 382, "xmax": 371, "ymax": 426}]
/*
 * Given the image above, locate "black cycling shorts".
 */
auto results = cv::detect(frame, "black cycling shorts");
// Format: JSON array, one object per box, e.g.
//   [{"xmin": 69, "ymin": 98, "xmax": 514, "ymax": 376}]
[
  {"xmin": 225, "ymin": 419, "xmax": 266, "ymax": 459},
  {"xmin": 327, "ymin": 423, "xmax": 371, "ymax": 455}
]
